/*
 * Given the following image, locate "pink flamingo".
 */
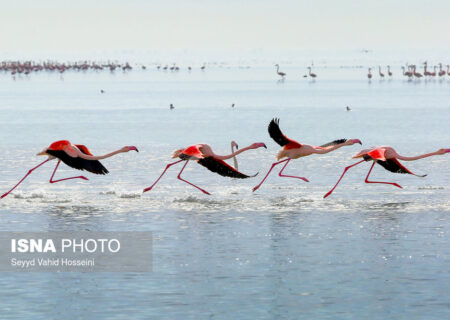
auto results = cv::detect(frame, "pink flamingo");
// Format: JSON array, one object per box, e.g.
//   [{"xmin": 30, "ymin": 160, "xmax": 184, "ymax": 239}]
[
  {"xmin": 387, "ymin": 65, "xmax": 392, "ymax": 77},
  {"xmin": 367, "ymin": 68, "xmax": 372, "ymax": 79},
  {"xmin": 324, "ymin": 146, "xmax": 450, "ymax": 198},
  {"xmin": 378, "ymin": 66, "xmax": 385, "ymax": 78},
  {"xmin": 1, "ymin": 140, "xmax": 138, "ymax": 199},
  {"xmin": 275, "ymin": 64, "xmax": 286, "ymax": 79},
  {"xmin": 438, "ymin": 63, "xmax": 446, "ymax": 77},
  {"xmin": 252, "ymin": 119, "xmax": 361, "ymax": 192},
  {"xmin": 143, "ymin": 142, "xmax": 266, "ymax": 195}
]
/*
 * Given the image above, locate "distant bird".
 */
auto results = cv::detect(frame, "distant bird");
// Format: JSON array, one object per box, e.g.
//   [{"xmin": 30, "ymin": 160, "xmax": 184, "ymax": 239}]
[
  {"xmin": 100, "ymin": 89, "xmax": 105, "ymax": 94},
  {"xmin": 367, "ymin": 68, "xmax": 372, "ymax": 79},
  {"xmin": 413, "ymin": 66, "xmax": 423, "ymax": 78},
  {"xmin": 231, "ymin": 103, "xmax": 235, "ymax": 108},
  {"xmin": 141, "ymin": 65, "xmax": 146, "ymax": 70},
  {"xmin": 378, "ymin": 66, "xmax": 385, "ymax": 78},
  {"xmin": 308, "ymin": 67, "xmax": 317, "ymax": 78},
  {"xmin": 201, "ymin": 64, "xmax": 206, "ymax": 70},
  {"xmin": 143, "ymin": 142, "xmax": 266, "ymax": 195},
  {"xmin": 275, "ymin": 64, "xmax": 286, "ymax": 79},
  {"xmin": 346, "ymin": 106, "xmax": 351, "ymax": 111},
  {"xmin": 252, "ymin": 119, "xmax": 361, "ymax": 192},
  {"xmin": 170, "ymin": 104, "xmax": 174, "ymax": 110},
  {"xmin": 402, "ymin": 66, "xmax": 413, "ymax": 78},
  {"xmin": 188, "ymin": 66, "xmax": 192, "ymax": 71},
  {"xmin": 438, "ymin": 63, "xmax": 446, "ymax": 77},
  {"xmin": 430, "ymin": 66, "xmax": 437, "ymax": 77},
  {"xmin": 324, "ymin": 146, "xmax": 449, "ymax": 198},
  {"xmin": 387, "ymin": 65, "xmax": 392, "ymax": 77},
  {"xmin": 1, "ymin": 140, "xmax": 138, "ymax": 199}
]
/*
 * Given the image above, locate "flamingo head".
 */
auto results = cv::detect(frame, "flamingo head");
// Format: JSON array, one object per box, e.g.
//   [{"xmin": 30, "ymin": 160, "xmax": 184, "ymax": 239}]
[
  {"xmin": 126, "ymin": 146, "xmax": 139, "ymax": 152},
  {"xmin": 352, "ymin": 139, "xmax": 362, "ymax": 145},
  {"xmin": 253, "ymin": 142, "xmax": 267, "ymax": 149}
]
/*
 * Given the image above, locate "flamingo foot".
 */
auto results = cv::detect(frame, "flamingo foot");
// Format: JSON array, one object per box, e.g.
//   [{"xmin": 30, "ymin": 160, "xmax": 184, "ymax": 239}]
[{"xmin": 252, "ymin": 186, "xmax": 260, "ymax": 192}]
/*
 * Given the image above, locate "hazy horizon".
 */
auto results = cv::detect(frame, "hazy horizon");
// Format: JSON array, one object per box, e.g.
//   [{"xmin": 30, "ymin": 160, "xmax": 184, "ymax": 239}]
[{"xmin": 1, "ymin": 0, "xmax": 450, "ymax": 57}]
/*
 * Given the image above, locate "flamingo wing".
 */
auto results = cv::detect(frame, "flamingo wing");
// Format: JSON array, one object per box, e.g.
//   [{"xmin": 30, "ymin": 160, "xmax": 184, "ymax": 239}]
[
  {"xmin": 268, "ymin": 118, "xmax": 302, "ymax": 149},
  {"xmin": 376, "ymin": 158, "xmax": 426, "ymax": 177},
  {"xmin": 179, "ymin": 145, "xmax": 205, "ymax": 160},
  {"xmin": 197, "ymin": 157, "xmax": 257, "ymax": 179},
  {"xmin": 320, "ymin": 139, "xmax": 348, "ymax": 148},
  {"xmin": 46, "ymin": 150, "xmax": 109, "ymax": 175},
  {"xmin": 75, "ymin": 144, "xmax": 93, "ymax": 156}
]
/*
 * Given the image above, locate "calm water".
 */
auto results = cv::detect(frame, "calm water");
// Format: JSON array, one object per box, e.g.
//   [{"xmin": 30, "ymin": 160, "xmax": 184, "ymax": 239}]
[{"xmin": 0, "ymin": 66, "xmax": 449, "ymax": 319}]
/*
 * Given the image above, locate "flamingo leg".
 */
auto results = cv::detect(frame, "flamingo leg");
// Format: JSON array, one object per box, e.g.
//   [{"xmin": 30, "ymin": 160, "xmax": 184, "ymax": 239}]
[
  {"xmin": 143, "ymin": 159, "xmax": 184, "ymax": 192},
  {"xmin": 49, "ymin": 160, "xmax": 88, "ymax": 184},
  {"xmin": 1, "ymin": 159, "xmax": 51, "ymax": 199},
  {"xmin": 364, "ymin": 161, "xmax": 402, "ymax": 189},
  {"xmin": 278, "ymin": 159, "xmax": 309, "ymax": 182},
  {"xmin": 177, "ymin": 161, "xmax": 211, "ymax": 195},
  {"xmin": 323, "ymin": 160, "xmax": 365, "ymax": 198},
  {"xmin": 252, "ymin": 158, "xmax": 289, "ymax": 192}
]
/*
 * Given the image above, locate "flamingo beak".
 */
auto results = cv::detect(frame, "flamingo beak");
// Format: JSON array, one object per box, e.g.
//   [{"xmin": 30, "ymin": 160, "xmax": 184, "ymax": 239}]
[
  {"xmin": 444, "ymin": 149, "xmax": 450, "ymax": 153},
  {"xmin": 256, "ymin": 143, "xmax": 267, "ymax": 149},
  {"xmin": 353, "ymin": 139, "xmax": 362, "ymax": 145},
  {"xmin": 37, "ymin": 149, "xmax": 48, "ymax": 156},
  {"xmin": 127, "ymin": 146, "xmax": 139, "ymax": 152}
]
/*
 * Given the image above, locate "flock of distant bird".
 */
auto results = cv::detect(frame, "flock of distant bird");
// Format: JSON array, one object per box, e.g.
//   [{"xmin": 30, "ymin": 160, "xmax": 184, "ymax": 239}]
[
  {"xmin": 367, "ymin": 62, "xmax": 450, "ymax": 80},
  {"xmin": 275, "ymin": 64, "xmax": 317, "ymax": 80},
  {"xmin": 3, "ymin": 60, "xmax": 450, "ymax": 81},
  {"xmin": 155, "ymin": 63, "xmax": 206, "ymax": 71},
  {"xmin": 0, "ymin": 60, "xmax": 208, "ymax": 77},
  {"xmin": 0, "ymin": 61, "xmax": 133, "ymax": 75}
]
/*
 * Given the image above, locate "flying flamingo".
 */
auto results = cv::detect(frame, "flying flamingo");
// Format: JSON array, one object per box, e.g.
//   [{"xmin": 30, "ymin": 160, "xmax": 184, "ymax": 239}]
[
  {"xmin": 387, "ymin": 65, "xmax": 392, "ymax": 77},
  {"xmin": 1, "ymin": 140, "xmax": 138, "ymax": 199},
  {"xmin": 143, "ymin": 142, "xmax": 266, "ymax": 195},
  {"xmin": 367, "ymin": 68, "xmax": 372, "ymax": 79},
  {"xmin": 252, "ymin": 119, "xmax": 361, "ymax": 192},
  {"xmin": 275, "ymin": 64, "xmax": 286, "ymax": 79},
  {"xmin": 378, "ymin": 66, "xmax": 385, "ymax": 78},
  {"xmin": 323, "ymin": 146, "xmax": 450, "ymax": 198},
  {"xmin": 308, "ymin": 67, "xmax": 317, "ymax": 78}
]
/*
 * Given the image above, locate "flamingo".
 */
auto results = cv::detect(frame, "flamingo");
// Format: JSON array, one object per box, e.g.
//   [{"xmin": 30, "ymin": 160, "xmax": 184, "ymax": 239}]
[
  {"xmin": 324, "ymin": 146, "xmax": 450, "ymax": 198},
  {"xmin": 430, "ymin": 66, "xmax": 436, "ymax": 77},
  {"xmin": 308, "ymin": 67, "xmax": 317, "ymax": 78},
  {"xmin": 402, "ymin": 66, "xmax": 412, "ymax": 78},
  {"xmin": 143, "ymin": 142, "xmax": 266, "ymax": 195},
  {"xmin": 1, "ymin": 140, "xmax": 138, "ymax": 199},
  {"xmin": 438, "ymin": 63, "xmax": 446, "ymax": 77},
  {"xmin": 252, "ymin": 119, "xmax": 361, "ymax": 192},
  {"xmin": 275, "ymin": 64, "xmax": 286, "ymax": 79},
  {"xmin": 413, "ymin": 66, "xmax": 423, "ymax": 78},
  {"xmin": 367, "ymin": 68, "xmax": 372, "ymax": 79},
  {"xmin": 423, "ymin": 62, "xmax": 431, "ymax": 76},
  {"xmin": 387, "ymin": 65, "xmax": 392, "ymax": 77},
  {"xmin": 378, "ymin": 66, "xmax": 385, "ymax": 78}
]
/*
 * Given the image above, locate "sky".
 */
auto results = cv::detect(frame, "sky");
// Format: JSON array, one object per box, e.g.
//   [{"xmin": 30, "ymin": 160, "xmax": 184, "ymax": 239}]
[{"xmin": 0, "ymin": 0, "xmax": 449, "ymax": 57}]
